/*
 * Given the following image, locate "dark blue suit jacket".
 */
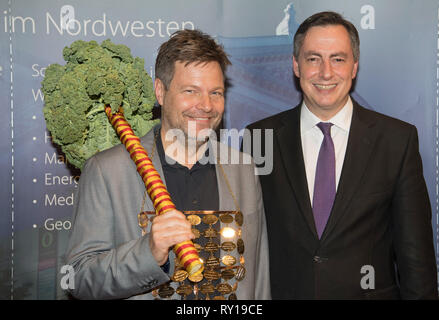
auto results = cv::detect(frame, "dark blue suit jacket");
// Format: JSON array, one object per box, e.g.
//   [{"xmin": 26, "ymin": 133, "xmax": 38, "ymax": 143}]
[{"xmin": 247, "ymin": 100, "xmax": 438, "ymax": 299}]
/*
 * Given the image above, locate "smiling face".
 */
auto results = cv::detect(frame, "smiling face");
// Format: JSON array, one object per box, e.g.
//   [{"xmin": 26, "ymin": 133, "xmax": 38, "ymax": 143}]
[
  {"xmin": 155, "ymin": 61, "xmax": 225, "ymax": 145},
  {"xmin": 293, "ymin": 25, "xmax": 358, "ymax": 120}
]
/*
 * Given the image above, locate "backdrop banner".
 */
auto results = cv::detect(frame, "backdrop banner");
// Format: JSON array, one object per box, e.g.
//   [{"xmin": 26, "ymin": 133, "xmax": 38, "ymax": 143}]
[{"xmin": 0, "ymin": 0, "xmax": 438, "ymax": 299}]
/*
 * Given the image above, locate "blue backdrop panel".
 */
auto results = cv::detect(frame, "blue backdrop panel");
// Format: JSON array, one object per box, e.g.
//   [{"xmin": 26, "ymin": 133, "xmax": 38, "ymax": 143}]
[{"xmin": 0, "ymin": 0, "xmax": 437, "ymax": 299}]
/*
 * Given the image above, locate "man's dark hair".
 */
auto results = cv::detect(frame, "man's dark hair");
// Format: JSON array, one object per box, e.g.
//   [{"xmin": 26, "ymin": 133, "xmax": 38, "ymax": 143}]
[
  {"xmin": 293, "ymin": 11, "xmax": 360, "ymax": 62},
  {"xmin": 155, "ymin": 29, "xmax": 231, "ymax": 89}
]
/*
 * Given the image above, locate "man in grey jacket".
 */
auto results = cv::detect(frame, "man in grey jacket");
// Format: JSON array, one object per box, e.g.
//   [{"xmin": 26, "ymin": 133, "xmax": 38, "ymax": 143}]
[{"xmin": 65, "ymin": 29, "xmax": 270, "ymax": 300}]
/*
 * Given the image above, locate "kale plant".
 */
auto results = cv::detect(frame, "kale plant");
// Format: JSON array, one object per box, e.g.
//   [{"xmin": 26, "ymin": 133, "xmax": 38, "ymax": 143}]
[{"xmin": 42, "ymin": 39, "xmax": 158, "ymax": 169}]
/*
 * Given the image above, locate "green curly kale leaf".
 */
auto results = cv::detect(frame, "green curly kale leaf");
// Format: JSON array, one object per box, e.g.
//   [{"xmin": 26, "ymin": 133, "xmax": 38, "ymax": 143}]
[{"xmin": 41, "ymin": 39, "xmax": 158, "ymax": 170}]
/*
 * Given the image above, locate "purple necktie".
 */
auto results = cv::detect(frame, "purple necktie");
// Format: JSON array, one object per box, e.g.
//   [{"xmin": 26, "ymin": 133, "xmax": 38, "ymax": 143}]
[{"xmin": 312, "ymin": 122, "xmax": 336, "ymax": 239}]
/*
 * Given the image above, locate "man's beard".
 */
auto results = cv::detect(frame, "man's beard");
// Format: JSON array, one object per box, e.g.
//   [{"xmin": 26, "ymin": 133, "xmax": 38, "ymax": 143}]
[{"xmin": 183, "ymin": 122, "xmax": 216, "ymax": 149}]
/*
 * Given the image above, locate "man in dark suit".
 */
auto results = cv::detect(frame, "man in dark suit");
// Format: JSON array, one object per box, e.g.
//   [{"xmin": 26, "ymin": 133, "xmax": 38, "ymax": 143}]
[{"xmin": 246, "ymin": 11, "xmax": 438, "ymax": 299}]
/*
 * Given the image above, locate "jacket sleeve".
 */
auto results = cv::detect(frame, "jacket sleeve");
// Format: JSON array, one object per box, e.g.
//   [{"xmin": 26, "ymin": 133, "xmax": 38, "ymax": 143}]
[
  {"xmin": 65, "ymin": 156, "xmax": 170, "ymax": 300},
  {"xmin": 391, "ymin": 125, "xmax": 438, "ymax": 299}
]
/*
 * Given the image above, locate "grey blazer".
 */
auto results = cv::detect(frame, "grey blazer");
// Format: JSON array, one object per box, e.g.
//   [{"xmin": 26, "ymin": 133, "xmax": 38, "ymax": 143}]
[{"xmin": 65, "ymin": 126, "xmax": 271, "ymax": 300}]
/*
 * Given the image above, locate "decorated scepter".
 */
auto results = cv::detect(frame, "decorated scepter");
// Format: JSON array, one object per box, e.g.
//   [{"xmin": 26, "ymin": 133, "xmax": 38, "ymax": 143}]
[
  {"xmin": 41, "ymin": 39, "xmax": 203, "ymax": 277},
  {"xmin": 105, "ymin": 106, "xmax": 204, "ymax": 276}
]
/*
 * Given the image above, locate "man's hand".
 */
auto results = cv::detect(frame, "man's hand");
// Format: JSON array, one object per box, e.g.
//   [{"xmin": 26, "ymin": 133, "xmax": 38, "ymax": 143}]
[{"xmin": 149, "ymin": 209, "xmax": 194, "ymax": 266}]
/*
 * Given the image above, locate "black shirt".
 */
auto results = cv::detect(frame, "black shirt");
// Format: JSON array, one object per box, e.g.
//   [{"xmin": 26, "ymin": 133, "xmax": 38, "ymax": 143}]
[
  {"xmin": 154, "ymin": 127, "xmax": 221, "ymax": 296},
  {"xmin": 155, "ymin": 126, "xmax": 219, "ymax": 212}
]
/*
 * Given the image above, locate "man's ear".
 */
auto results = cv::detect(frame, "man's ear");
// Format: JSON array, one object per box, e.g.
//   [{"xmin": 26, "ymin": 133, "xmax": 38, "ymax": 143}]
[
  {"xmin": 352, "ymin": 61, "xmax": 359, "ymax": 79},
  {"xmin": 292, "ymin": 56, "xmax": 301, "ymax": 78},
  {"xmin": 154, "ymin": 78, "xmax": 165, "ymax": 106}
]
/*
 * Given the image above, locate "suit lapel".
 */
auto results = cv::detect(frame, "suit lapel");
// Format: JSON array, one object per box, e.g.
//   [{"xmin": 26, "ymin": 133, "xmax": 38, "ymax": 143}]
[
  {"xmin": 209, "ymin": 139, "xmax": 236, "ymax": 211},
  {"xmin": 139, "ymin": 125, "xmax": 168, "ymax": 211},
  {"xmin": 320, "ymin": 102, "xmax": 378, "ymax": 241},
  {"xmin": 216, "ymin": 163, "xmax": 235, "ymax": 211},
  {"xmin": 276, "ymin": 106, "xmax": 317, "ymax": 237}
]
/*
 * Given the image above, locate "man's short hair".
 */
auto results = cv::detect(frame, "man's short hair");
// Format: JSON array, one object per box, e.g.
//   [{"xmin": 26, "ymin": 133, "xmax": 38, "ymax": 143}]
[
  {"xmin": 293, "ymin": 11, "xmax": 360, "ymax": 62},
  {"xmin": 155, "ymin": 29, "xmax": 231, "ymax": 89}
]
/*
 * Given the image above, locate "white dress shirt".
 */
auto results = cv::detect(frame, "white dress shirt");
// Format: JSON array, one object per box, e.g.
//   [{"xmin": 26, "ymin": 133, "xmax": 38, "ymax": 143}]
[{"xmin": 300, "ymin": 97, "xmax": 353, "ymax": 205}]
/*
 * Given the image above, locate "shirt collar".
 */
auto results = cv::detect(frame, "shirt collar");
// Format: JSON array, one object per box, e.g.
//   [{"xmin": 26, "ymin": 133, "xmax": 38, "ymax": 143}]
[{"xmin": 300, "ymin": 96, "xmax": 353, "ymax": 134}]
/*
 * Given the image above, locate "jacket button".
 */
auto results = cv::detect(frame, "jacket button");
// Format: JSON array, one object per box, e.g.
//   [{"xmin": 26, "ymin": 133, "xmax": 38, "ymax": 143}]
[{"xmin": 313, "ymin": 256, "xmax": 323, "ymax": 263}]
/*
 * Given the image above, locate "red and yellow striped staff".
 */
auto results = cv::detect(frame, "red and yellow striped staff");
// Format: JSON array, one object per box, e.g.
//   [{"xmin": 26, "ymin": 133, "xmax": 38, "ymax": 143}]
[{"xmin": 105, "ymin": 106, "xmax": 204, "ymax": 276}]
